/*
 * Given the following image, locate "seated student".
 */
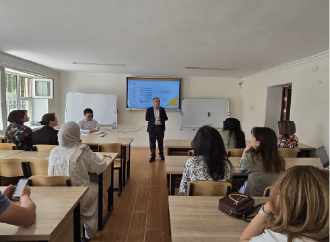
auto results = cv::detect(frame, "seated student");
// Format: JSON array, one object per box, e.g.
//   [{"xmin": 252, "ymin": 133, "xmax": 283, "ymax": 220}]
[
  {"xmin": 239, "ymin": 127, "xmax": 286, "ymax": 197},
  {"xmin": 77, "ymin": 108, "xmax": 100, "ymax": 134},
  {"xmin": 0, "ymin": 184, "xmax": 36, "ymax": 227},
  {"xmin": 48, "ymin": 121, "xmax": 110, "ymax": 239},
  {"xmin": 278, "ymin": 120, "xmax": 299, "ymax": 148},
  {"xmin": 240, "ymin": 166, "xmax": 329, "ymax": 242},
  {"xmin": 32, "ymin": 113, "xmax": 59, "ymax": 145},
  {"xmin": 221, "ymin": 118, "xmax": 246, "ymax": 151},
  {"xmin": 5, "ymin": 110, "xmax": 33, "ymax": 150},
  {"xmin": 179, "ymin": 125, "xmax": 233, "ymax": 196}
]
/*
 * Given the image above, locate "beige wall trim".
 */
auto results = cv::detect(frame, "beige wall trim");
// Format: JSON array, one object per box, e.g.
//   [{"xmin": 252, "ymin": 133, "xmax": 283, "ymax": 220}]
[
  {"xmin": 0, "ymin": 51, "xmax": 58, "ymax": 78},
  {"xmin": 242, "ymin": 50, "xmax": 329, "ymax": 80}
]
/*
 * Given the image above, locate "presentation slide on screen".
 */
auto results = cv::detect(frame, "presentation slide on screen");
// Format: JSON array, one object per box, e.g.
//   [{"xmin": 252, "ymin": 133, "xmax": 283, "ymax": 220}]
[{"xmin": 127, "ymin": 80, "xmax": 180, "ymax": 109}]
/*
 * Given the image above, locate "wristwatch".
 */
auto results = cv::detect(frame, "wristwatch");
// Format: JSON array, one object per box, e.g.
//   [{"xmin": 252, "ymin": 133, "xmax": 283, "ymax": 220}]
[{"xmin": 258, "ymin": 204, "xmax": 273, "ymax": 218}]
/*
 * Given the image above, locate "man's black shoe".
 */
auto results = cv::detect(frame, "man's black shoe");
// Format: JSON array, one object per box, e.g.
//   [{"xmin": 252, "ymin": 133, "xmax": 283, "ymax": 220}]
[
  {"xmin": 160, "ymin": 155, "xmax": 165, "ymax": 160},
  {"xmin": 149, "ymin": 157, "xmax": 156, "ymax": 162}
]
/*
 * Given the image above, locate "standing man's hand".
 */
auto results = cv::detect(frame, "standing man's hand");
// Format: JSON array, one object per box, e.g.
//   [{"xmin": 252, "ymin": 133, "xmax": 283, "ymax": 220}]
[{"xmin": 156, "ymin": 117, "xmax": 161, "ymax": 121}]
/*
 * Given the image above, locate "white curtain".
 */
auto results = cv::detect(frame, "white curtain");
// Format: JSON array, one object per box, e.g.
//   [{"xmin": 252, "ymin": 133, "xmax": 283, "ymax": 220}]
[{"xmin": 35, "ymin": 81, "xmax": 50, "ymax": 96}]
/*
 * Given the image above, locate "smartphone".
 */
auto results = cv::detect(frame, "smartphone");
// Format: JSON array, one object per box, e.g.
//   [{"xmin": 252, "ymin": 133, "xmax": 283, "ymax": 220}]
[{"xmin": 12, "ymin": 178, "xmax": 29, "ymax": 198}]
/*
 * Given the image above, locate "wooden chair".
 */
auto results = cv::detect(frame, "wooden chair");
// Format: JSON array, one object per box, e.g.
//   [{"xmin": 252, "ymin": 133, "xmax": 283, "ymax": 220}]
[
  {"xmin": 29, "ymin": 175, "xmax": 71, "ymax": 186},
  {"xmin": 0, "ymin": 158, "xmax": 27, "ymax": 185},
  {"xmin": 263, "ymin": 186, "xmax": 271, "ymax": 197},
  {"xmin": 188, "ymin": 150, "xmax": 194, "ymax": 156},
  {"xmin": 33, "ymin": 145, "xmax": 58, "ymax": 152},
  {"xmin": 98, "ymin": 143, "xmax": 123, "ymax": 196},
  {"xmin": 25, "ymin": 159, "xmax": 49, "ymax": 177},
  {"xmin": 227, "ymin": 148, "xmax": 244, "ymax": 157},
  {"xmin": 278, "ymin": 148, "xmax": 300, "ymax": 157},
  {"xmin": 0, "ymin": 143, "xmax": 16, "ymax": 150},
  {"xmin": 187, "ymin": 180, "xmax": 232, "ymax": 196}
]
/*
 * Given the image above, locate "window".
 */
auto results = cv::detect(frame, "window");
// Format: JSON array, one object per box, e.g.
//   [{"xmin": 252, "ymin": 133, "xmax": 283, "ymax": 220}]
[
  {"xmin": 5, "ymin": 73, "xmax": 18, "ymax": 115},
  {"xmin": 32, "ymin": 78, "xmax": 53, "ymax": 98},
  {"xmin": 4, "ymin": 70, "xmax": 49, "ymax": 126}
]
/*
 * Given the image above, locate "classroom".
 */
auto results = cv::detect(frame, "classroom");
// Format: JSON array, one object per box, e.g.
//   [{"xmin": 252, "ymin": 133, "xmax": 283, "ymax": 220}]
[{"xmin": 0, "ymin": 1, "xmax": 328, "ymax": 242}]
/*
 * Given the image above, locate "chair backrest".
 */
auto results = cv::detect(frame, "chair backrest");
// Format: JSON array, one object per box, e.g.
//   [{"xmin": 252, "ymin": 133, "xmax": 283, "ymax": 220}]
[
  {"xmin": 98, "ymin": 143, "xmax": 122, "ymax": 157},
  {"xmin": 0, "ymin": 158, "xmax": 26, "ymax": 177},
  {"xmin": 33, "ymin": 145, "xmax": 58, "ymax": 152},
  {"xmin": 0, "ymin": 143, "xmax": 16, "ymax": 150},
  {"xmin": 188, "ymin": 150, "xmax": 194, "ymax": 156},
  {"xmin": 263, "ymin": 186, "xmax": 271, "ymax": 197},
  {"xmin": 187, "ymin": 180, "xmax": 232, "ymax": 196},
  {"xmin": 278, "ymin": 148, "xmax": 300, "ymax": 158},
  {"xmin": 29, "ymin": 175, "xmax": 71, "ymax": 186},
  {"xmin": 227, "ymin": 148, "xmax": 244, "ymax": 157},
  {"xmin": 26, "ymin": 159, "xmax": 49, "ymax": 176}
]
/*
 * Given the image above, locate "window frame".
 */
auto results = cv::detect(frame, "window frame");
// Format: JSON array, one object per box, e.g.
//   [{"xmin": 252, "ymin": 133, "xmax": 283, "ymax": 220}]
[{"xmin": 4, "ymin": 69, "xmax": 50, "ymax": 127}]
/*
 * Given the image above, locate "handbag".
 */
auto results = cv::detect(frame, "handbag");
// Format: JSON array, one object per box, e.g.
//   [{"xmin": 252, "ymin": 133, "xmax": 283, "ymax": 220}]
[{"xmin": 218, "ymin": 193, "xmax": 263, "ymax": 221}]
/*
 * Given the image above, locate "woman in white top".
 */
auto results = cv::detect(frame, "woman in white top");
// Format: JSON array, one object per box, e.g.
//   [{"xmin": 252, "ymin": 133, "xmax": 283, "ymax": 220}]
[
  {"xmin": 48, "ymin": 121, "xmax": 109, "ymax": 239},
  {"xmin": 240, "ymin": 166, "xmax": 329, "ymax": 242},
  {"xmin": 179, "ymin": 125, "xmax": 233, "ymax": 196}
]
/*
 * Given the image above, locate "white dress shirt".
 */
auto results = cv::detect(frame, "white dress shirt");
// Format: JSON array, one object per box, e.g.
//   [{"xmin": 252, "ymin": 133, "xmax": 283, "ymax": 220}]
[
  {"xmin": 153, "ymin": 107, "xmax": 162, "ymax": 125},
  {"xmin": 77, "ymin": 118, "xmax": 100, "ymax": 134}
]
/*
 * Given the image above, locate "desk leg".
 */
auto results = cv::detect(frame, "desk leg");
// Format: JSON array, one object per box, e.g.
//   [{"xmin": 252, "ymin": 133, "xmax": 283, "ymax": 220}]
[
  {"xmin": 110, "ymin": 162, "xmax": 114, "ymax": 211},
  {"xmin": 123, "ymin": 146, "xmax": 128, "ymax": 186},
  {"xmin": 127, "ymin": 144, "xmax": 131, "ymax": 178},
  {"xmin": 170, "ymin": 175, "xmax": 176, "ymax": 195},
  {"xmin": 73, "ymin": 202, "xmax": 81, "ymax": 242},
  {"xmin": 98, "ymin": 173, "xmax": 104, "ymax": 230}
]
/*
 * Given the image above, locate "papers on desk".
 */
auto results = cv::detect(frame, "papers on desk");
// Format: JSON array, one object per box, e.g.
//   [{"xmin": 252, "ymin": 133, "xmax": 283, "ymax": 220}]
[{"xmin": 81, "ymin": 131, "xmax": 105, "ymax": 136}]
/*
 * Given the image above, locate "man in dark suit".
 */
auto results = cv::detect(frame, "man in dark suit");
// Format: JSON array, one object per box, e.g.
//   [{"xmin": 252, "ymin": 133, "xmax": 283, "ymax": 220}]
[{"xmin": 145, "ymin": 97, "xmax": 168, "ymax": 162}]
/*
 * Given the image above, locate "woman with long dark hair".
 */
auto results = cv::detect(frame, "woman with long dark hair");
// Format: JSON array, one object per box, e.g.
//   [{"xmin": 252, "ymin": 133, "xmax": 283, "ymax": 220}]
[
  {"xmin": 5, "ymin": 110, "xmax": 33, "ymax": 150},
  {"xmin": 278, "ymin": 121, "xmax": 299, "ymax": 148},
  {"xmin": 222, "ymin": 118, "xmax": 246, "ymax": 151},
  {"xmin": 239, "ymin": 127, "xmax": 286, "ymax": 196},
  {"xmin": 179, "ymin": 125, "xmax": 233, "ymax": 196}
]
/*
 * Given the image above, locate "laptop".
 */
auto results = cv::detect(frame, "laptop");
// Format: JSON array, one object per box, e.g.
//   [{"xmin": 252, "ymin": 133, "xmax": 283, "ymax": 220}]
[{"xmin": 316, "ymin": 146, "xmax": 329, "ymax": 169}]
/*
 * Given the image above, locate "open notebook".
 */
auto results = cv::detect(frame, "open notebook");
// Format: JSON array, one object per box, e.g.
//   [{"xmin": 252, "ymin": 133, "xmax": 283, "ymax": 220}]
[{"xmin": 81, "ymin": 131, "xmax": 104, "ymax": 136}]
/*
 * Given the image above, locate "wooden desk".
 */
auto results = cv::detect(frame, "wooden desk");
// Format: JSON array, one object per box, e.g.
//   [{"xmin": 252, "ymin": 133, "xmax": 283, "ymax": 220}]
[
  {"xmin": 94, "ymin": 152, "xmax": 117, "ymax": 230},
  {"xmin": 166, "ymin": 156, "xmax": 323, "ymax": 195},
  {"xmin": 81, "ymin": 131, "xmax": 133, "ymax": 186},
  {"xmin": 169, "ymin": 196, "xmax": 269, "ymax": 242},
  {"xmin": 0, "ymin": 186, "xmax": 87, "ymax": 242},
  {"xmin": 5, "ymin": 150, "xmax": 117, "ymax": 231},
  {"xmin": 165, "ymin": 139, "xmax": 317, "ymax": 157},
  {"xmin": 8, "ymin": 151, "xmax": 51, "ymax": 159},
  {"xmin": 0, "ymin": 150, "xmax": 23, "ymax": 158}
]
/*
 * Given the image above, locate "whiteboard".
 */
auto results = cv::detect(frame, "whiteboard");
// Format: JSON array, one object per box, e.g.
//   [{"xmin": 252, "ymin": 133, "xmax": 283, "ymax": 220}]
[
  {"xmin": 180, "ymin": 98, "xmax": 229, "ymax": 129},
  {"xmin": 65, "ymin": 92, "xmax": 117, "ymax": 125}
]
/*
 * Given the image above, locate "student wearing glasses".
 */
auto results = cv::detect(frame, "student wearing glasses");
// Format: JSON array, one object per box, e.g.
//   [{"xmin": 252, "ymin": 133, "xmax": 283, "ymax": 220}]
[{"xmin": 77, "ymin": 108, "xmax": 100, "ymax": 134}]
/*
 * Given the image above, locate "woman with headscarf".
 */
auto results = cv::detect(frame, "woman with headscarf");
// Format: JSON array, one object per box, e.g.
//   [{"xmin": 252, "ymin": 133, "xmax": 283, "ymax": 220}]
[{"xmin": 48, "ymin": 121, "xmax": 108, "ymax": 239}]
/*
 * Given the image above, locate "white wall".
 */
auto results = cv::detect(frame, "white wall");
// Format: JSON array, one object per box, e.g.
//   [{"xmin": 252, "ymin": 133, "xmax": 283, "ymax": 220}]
[
  {"xmin": 241, "ymin": 57, "xmax": 329, "ymax": 153},
  {"xmin": 58, "ymin": 72, "xmax": 242, "ymax": 147}
]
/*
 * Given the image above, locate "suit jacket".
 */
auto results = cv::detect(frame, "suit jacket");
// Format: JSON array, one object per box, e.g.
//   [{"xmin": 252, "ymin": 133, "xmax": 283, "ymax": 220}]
[
  {"xmin": 32, "ymin": 126, "xmax": 59, "ymax": 145},
  {"xmin": 145, "ymin": 106, "xmax": 168, "ymax": 133}
]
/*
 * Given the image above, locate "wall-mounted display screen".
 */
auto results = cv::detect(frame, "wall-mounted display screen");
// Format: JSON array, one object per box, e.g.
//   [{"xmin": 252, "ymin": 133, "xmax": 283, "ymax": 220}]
[{"xmin": 126, "ymin": 77, "xmax": 181, "ymax": 110}]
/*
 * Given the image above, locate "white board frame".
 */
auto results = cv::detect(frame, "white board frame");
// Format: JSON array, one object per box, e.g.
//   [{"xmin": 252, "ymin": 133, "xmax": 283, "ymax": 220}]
[
  {"xmin": 180, "ymin": 98, "xmax": 230, "ymax": 129},
  {"xmin": 65, "ymin": 92, "xmax": 118, "ymax": 136}
]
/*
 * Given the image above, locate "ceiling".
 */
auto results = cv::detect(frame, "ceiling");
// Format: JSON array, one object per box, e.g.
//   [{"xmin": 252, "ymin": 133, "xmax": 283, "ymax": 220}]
[{"xmin": 0, "ymin": 0, "xmax": 328, "ymax": 77}]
